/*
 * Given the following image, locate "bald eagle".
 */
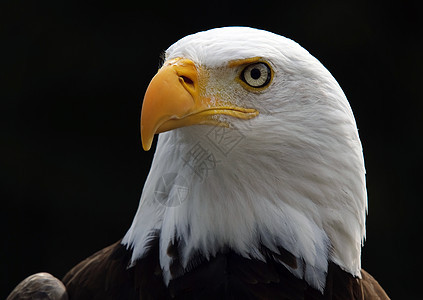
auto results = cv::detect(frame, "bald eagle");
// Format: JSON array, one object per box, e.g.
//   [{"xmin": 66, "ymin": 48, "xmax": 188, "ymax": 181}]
[{"xmin": 8, "ymin": 27, "xmax": 389, "ymax": 300}]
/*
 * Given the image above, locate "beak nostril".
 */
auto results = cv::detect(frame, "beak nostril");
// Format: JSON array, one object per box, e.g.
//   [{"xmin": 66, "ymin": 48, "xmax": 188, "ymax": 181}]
[{"xmin": 180, "ymin": 76, "xmax": 194, "ymax": 86}]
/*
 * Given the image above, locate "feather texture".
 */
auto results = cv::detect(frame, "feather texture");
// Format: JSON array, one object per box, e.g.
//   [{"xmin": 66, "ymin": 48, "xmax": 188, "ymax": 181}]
[{"xmin": 63, "ymin": 239, "xmax": 389, "ymax": 299}]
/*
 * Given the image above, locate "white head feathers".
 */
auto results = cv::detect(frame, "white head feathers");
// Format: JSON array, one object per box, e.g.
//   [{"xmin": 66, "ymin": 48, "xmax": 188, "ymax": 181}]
[{"xmin": 123, "ymin": 27, "xmax": 367, "ymax": 292}]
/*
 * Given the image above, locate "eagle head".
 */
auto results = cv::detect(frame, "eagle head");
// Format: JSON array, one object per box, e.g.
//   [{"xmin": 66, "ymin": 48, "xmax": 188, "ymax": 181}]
[{"xmin": 123, "ymin": 27, "xmax": 367, "ymax": 291}]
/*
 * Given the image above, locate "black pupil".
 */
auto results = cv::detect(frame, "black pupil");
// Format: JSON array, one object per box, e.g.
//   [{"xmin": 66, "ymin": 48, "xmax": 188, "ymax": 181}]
[{"xmin": 250, "ymin": 68, "xmax": 261, "ymax": 80}]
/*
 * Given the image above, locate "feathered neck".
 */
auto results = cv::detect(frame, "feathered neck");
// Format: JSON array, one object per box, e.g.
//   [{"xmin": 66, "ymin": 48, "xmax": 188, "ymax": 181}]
[{"xmin": 123, "ymin": 106, "xmax": 367, "ymax": 292}]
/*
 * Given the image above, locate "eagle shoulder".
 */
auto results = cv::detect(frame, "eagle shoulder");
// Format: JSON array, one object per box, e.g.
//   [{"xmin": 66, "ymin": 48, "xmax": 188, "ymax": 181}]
[{"xmin": 62, "ymin": 239, "xmax": 167, "ymax": 300}]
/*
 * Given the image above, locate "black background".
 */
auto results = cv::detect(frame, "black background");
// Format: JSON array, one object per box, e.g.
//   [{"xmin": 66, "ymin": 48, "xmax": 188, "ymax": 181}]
[{"xmin": 2, "ymin": 1, "xmax": 422, "ymax": 298}]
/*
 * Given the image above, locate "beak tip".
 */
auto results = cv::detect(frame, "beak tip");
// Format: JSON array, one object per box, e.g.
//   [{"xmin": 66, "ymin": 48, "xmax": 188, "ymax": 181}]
[
  {"xmin": 141, "ymin": 136, "xmax": 153, "ymax": 151},
  {"xmin": 141, "ymin": 121, "xmax": 153, "ymax": 151}
]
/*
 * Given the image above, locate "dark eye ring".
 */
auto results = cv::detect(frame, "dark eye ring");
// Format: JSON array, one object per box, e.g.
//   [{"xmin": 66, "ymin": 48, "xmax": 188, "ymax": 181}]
[{"xmin": 240, "ymin": 62, "xmax": 272, "ymax": 88}]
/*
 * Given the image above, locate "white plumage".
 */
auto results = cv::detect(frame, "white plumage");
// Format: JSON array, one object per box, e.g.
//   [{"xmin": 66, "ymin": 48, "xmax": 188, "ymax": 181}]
[{"xmin": 123, "ymin": 27, "xmax": 367, "ymax": 292}]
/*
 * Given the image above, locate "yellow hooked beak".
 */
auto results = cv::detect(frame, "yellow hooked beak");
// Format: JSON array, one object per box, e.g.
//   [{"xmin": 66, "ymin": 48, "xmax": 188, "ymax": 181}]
[{"xmin": 140, "ymin": 58, "xmax": 259, "ymax": 150}]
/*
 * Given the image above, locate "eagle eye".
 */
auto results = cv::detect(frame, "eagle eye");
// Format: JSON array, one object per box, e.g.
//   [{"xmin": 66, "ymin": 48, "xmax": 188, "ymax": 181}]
[{"xmin": 240, "ymin": 62, "xmax": 271, "ymax": 88}]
